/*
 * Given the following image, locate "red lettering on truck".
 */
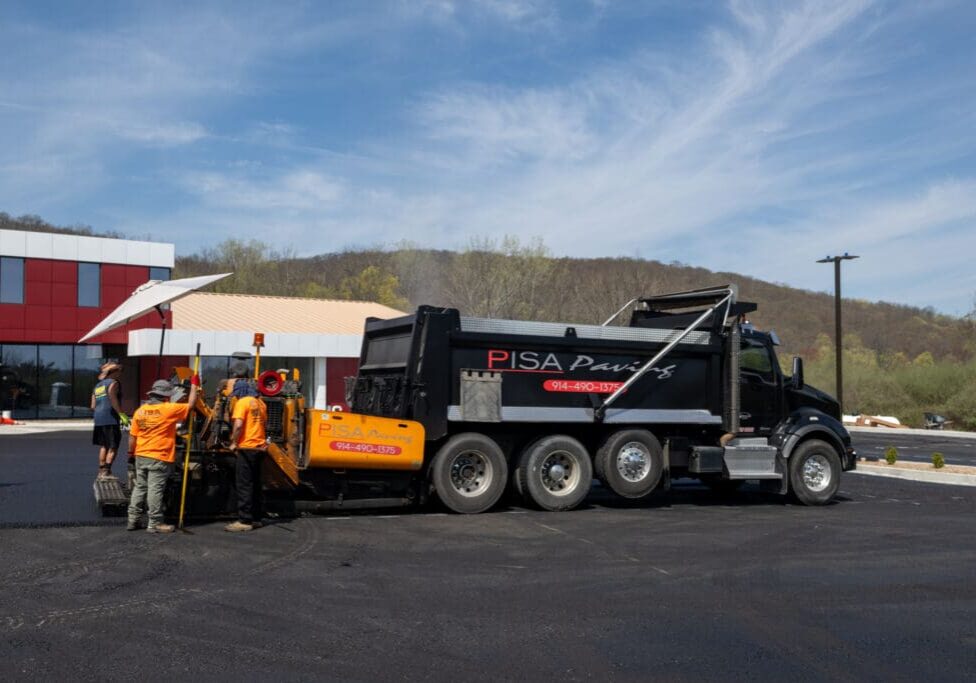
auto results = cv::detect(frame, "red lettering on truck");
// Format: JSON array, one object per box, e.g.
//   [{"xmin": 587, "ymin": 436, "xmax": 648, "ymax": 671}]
[
  {"xmin": 330, "ymin": 440, "xmax": 402, "ymax": 456},
  {"xmin": 487, "ymin": 349, "xmax": 510, "ymax": 369},
  {"xmin": 543, "ymin": 379, "xmax": 625, "ymax": 394}
]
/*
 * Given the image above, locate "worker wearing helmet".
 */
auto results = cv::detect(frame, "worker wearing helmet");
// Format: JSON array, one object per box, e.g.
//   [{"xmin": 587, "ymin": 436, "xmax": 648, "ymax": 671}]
[
  {"xmin": 127, "ymin": 375, "xmax": 199, "ymax": 533},
  {"xmin": 91, "ymin": 361, "xmax": 127, "ymax": 479},
  {"xmin": 225, "ymin": 380, "xmax": 268, "ymax": 532}
]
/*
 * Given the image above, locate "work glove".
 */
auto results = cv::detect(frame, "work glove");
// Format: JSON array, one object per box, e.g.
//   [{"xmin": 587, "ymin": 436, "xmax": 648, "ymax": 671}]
[
  {"xmin": 190, "ymin": 373, "xmax": 201, "ymax": 387},
  {"xmin": 119, "ymin": 412, "xmax": 131, "ymax": 427}
]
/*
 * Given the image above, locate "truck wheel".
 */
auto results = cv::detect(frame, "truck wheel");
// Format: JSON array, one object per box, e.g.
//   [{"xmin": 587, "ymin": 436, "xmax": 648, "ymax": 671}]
[
  {"xmin": 516, "ymin": 435, "xmax": 593, "ymax": 511},
  {"xmin": 431, "ymin": 433, "xmax": 508, "ymax": 514},
  {"xmin": 788, "ymin": 439, "xmax": 841, "ymax": 505},
  {"xmin": 596, "ymin": 430, "xmax": 663, "ymax": 499}
]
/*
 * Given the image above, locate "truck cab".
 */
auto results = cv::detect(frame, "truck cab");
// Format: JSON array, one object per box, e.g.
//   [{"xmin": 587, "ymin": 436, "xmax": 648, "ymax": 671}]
[{"xmin": 738, "ymin": 326, "xmax": 856, "ymax": 475}]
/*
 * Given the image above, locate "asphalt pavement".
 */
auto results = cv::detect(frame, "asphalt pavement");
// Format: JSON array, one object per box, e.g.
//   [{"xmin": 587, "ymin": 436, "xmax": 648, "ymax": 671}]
[
  {"xmin": 2, "ymin": 431, "xmax": 976, "ymax": 681},
  {"xmin": 851, "ymin": 430, "xmax": 976, "ymax": 466},
  {"xmin": 0, "ymin": 430, "xmax": 123, "ymax": 526}
]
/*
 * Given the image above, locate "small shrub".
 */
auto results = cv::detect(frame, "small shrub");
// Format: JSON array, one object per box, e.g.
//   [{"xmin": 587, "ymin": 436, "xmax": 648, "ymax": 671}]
[
  {"xmin": 932, "ymin": 452, "xmax": 945, "ymax": 469},
  {"xmin": 885, "ymin": 446, "xmax": 898, "ymax": 465}
]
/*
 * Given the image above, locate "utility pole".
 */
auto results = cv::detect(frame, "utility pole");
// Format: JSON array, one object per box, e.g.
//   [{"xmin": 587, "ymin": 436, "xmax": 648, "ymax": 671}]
[{"xmin": 817, "ymin": 253, "xmax": 859, "ymax": 414}]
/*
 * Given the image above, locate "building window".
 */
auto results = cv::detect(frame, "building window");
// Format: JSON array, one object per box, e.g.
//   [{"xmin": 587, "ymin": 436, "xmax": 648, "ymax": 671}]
[
  {"xmin": 0, "ymin": 343, "xmax": 109, "ymax": 419},
  {"xmin": 149, "ymin": 267, "xmax": 171, "ymax": 281},
  {"xmin": 78, "ymin": 262, "xmax": 100, "ymax": 307},
  {"xmin": 1, "ymin": 344, "xmax": 38, "ymax": 419},
  {"xmin": 0, "ymin": 256, "xmax": 24, "ymax": 304}
]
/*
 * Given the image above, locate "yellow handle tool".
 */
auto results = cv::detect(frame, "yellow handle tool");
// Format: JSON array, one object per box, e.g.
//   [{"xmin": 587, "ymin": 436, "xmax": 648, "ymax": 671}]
[{"xmin": 178, "ymin": 343, "xmax": 202, "ymax": 530}]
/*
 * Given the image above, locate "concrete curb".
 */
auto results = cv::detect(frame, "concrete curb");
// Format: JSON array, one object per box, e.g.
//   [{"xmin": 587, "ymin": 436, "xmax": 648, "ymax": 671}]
[
  {"xmin": 851, "ymin": 464, "xmax": 976, "ymax": 487},
  {"xmin": 847, "ymin": 426, "xmax": 976, "ymax": 439},
  {"xmin": 0, "ymin": 420, "xmax": 93, "ymax": 435}
]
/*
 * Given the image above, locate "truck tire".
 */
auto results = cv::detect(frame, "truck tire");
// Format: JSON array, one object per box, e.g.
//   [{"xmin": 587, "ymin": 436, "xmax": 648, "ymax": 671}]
[
  {"xmin": 788, "ymin": 439, "xmax": 841, "ymax": 505},
  {"xmin": 430, "ymin": 433, "xmax": 508, "ymax": 514},
  {"xmin": 595, "ymin": 430, "xmax": 663, "ymax": 499},
  {"xmin": 516, "ymin": 435, "xmax": 593, "ymax": 511}
]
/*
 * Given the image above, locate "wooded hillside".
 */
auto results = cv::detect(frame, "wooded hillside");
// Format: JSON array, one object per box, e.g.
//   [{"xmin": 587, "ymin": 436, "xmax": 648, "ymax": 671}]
[
  {"xmin": 175, "ymin": 237, "xmax": 976, "ymax": 428},
  {"xmin": 173, "ymin": 237, "xmax": 976, "ymax": 362},
  {"xmin": 6, "ymin": 213, "xmax": 975, "ymax": 427}
]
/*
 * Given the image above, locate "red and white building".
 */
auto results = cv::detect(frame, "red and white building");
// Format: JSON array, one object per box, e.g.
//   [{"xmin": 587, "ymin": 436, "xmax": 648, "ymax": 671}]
[{"xmin": 0, "ymin": 228, "xmax": 401, "ymax": 419}]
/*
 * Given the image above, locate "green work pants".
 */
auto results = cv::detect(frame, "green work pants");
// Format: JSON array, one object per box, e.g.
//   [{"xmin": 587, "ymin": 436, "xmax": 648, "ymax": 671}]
[{"xmin": 127, "ymin": 456, "xmax": 173, "ymax": 528}]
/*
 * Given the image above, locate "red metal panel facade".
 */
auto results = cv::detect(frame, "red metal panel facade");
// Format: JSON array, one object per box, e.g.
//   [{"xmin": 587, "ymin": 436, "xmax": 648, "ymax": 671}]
[
  {"xmin": 3, "ymin": 258, "xmax": 168, "ymax": 344},
  {"xmin": 325, "ymin": 357, "xmax": 359, "ymax": 410}
]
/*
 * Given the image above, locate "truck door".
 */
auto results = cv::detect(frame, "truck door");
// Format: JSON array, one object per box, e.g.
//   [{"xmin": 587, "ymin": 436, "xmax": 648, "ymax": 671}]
[{"xmin": 739, "ymin": 339, "xmax": 781, "ymax": 434}]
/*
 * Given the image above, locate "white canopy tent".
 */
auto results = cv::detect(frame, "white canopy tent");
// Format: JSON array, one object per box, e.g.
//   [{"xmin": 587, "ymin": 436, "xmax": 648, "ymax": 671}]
[
  {"xmin": 78, "ymin": 273, "xmax": 232, "ymax": 343},
  {"xmin": 79, "ymin": 273, "xmax": 232, "ymax": 377}
]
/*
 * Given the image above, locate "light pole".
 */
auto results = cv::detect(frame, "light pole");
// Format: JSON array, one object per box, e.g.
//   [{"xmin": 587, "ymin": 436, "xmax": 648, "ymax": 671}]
[{"xmin": 817, "ymin": 253, "xmax": 859, "ymax": 414}]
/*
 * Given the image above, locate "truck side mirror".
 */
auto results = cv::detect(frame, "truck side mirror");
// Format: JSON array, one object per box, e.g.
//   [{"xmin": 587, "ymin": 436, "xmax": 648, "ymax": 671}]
[{"xmin": 791, "ymin": 356, "xmax": 804, "ymax": 390}]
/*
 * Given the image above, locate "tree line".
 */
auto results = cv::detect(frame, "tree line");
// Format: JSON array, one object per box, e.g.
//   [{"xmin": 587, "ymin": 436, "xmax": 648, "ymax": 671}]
[
  {"xmin": 5, "ymin": 212, "xmax": 974, "ymax": 428},
  {"xmin": 174, "ymin": 236, "xmax": 976, "ymax": 428},
  {"xmin": 174, "ymin": 236, "xmax": 976, "ymax": 361}
]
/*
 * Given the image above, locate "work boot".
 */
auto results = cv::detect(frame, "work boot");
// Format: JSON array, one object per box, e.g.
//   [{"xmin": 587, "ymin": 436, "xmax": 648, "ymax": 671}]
[
  {"xmin": 147, "ymin": 523, "xmax": 175, "ymax": 534},
  {"xmin": 126, "ymin": 521, "xmax": 141, "ymax": 531},
  {"xmin": 224, "ymin": 521, "xmax": 254, "ymax": 532}
]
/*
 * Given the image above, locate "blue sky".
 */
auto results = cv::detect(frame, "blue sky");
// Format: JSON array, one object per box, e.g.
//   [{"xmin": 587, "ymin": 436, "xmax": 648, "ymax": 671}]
[{"xmin": 1, "ymin": 1, "xmax": 975, "ymax": 314}]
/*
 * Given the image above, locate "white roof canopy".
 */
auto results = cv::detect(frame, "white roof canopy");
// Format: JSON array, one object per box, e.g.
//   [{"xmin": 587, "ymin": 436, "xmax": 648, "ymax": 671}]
[{"xmin": 126, "ymin": 328, "xmax": 364, "ymax": 359}]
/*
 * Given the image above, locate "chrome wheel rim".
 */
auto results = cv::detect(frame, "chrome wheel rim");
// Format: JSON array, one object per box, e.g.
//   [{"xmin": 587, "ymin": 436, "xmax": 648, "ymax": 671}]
[
  {"xmin": 802, "ymin": 453, "xmax": 831, "ymax": 492},
  {"xmin": 450, "ymin": 450, "xmax": 493, "ymax": 498},
  {"xmin": 616, "ymin": 442, "xmax": 651, "ymax": 482},
  {"xmin": 540, "ymin": 450, "xmax": 579, "ymax": 496}
]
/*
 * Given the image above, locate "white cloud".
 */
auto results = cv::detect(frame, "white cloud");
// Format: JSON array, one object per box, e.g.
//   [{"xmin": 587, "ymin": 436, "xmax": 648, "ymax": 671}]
[
  {"xmin": 3, "ymin": 0, "xmax": 975, "ymax": 314},
  {"xmin": 185, "ymin": 169, "xmax": 344, "ymax": 211},
  {"xmin": 419, "ymin": 85, "xmax": 597, "ymax": 165},
  {"xmin": 410, "ymin": 0, "xmax": 557, "ymax": 27},
  {"xmin": 114, "ymin": 121, "xmax": 208, "ymax": 145},
  {"xmin": 342, "ymin": 0, "xmax": 974, "ymax": 313},
  {"xmin": 731, "ymin": 179, "xmax": 976, "ymax": 313}
]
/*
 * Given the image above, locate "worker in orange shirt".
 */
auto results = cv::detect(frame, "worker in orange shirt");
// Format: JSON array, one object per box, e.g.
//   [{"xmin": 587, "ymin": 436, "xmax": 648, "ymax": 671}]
[
  {"xmin": 225, "ymin": 381, "xmax": 268, "ymax": 532},
  {"xmin": 127, "ymin": 375, "xmax": 199, "ymax": 533}
]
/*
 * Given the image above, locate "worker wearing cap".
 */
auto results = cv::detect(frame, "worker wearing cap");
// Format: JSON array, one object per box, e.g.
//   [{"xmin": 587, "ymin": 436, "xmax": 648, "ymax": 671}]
[
  {"xmin": 91, "ymin": 362, "xmax": 127, "ymax": 479},
  {"xmin": 127, "ymin": 375, "xmax": 199, "ymax": 533},
  {"xmin": 225, "ymin": 380, "xmax": 267, "ymax": 532},
  {"xmin": 218, "ymin": 361, "xmax": 251, "ymax": 399}
]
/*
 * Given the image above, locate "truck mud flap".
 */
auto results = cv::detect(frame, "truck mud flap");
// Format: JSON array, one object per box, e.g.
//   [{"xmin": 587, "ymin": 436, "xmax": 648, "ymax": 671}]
[{"xmin": 459, "ymin": 370, "xmax": 502, "ymax": 422}]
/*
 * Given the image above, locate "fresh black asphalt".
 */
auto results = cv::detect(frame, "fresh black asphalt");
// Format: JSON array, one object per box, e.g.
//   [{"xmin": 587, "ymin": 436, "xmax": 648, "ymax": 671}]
[
  {"xmin": 1, "ymin": 431, "xmax": 975, "ymax": 681},
  {"xmin": 851, "ymin": 430, "xmax": 976, "ymax": 466}
]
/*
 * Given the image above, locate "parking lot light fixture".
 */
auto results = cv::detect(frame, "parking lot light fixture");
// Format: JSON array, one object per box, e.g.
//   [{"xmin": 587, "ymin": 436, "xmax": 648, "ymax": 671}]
[{"xmin": 817, "ymin": 253, "xmax": 859, "ymax": 414}]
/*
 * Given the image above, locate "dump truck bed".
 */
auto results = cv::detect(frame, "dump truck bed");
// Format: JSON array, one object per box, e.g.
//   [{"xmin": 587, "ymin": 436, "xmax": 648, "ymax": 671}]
[{"xmin": 350, "ymin": 305, "xmax": 735, "ymax": 441}]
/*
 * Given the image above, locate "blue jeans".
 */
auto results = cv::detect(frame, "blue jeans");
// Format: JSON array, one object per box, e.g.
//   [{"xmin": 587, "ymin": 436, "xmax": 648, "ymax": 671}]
[{"xmin": 127, "ymin": 456, "xmax": 172, "ymax": 528}]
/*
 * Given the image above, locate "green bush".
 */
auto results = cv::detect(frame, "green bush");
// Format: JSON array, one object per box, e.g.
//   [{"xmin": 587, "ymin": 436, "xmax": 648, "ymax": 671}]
[
  {"xmin": 932, "ymin": 452, "xmax": 945, "ymax": 469},
  {"xmin": 885, "ymin": 446, "xmax": 898, "ymax": 465},
  {"xmin": 946, "ymin": 382, "xmax": 976, "ymax": 431},
  {"xmin": 800, "ymin": 352, "xmax": 976, "ymax": 430}
]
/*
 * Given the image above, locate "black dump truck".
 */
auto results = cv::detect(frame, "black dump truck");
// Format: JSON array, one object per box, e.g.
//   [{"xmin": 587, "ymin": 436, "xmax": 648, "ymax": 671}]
[{"xmin": 349, "ymin": 285, "xmax": 856, "ymax": 513}]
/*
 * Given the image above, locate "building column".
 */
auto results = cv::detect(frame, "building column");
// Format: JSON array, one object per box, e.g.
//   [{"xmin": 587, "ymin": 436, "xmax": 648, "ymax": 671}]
[{"xmin": 313, "ymin": 357, "xmax": 328, "ymax": 410}]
